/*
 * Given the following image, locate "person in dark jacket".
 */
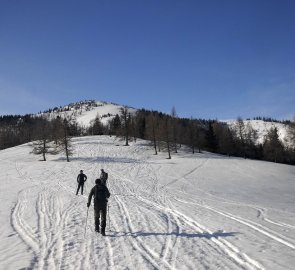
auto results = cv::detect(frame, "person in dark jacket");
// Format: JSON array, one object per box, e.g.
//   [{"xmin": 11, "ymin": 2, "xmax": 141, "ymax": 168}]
[
  {"xmin": 87, "ymin": 178, "xmax": 111, "ymax": 235},
  {"xmin": 76, "ymin": 170, "xmax": 87, "ymax": 195},
  {"xmin": 100, "ymin": 169, "xmax": 108, "ymax": 186}
]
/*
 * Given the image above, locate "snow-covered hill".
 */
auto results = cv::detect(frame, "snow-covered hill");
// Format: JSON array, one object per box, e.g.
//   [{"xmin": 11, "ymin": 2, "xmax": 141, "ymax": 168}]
[
  {"xmin": 36, "ymin": 100, "xmax": 293, "ymax": 147},
  {"xmin": 1, "ymin": 136, "xmax": 295, "ymax": 269},
  {"xmin": 38, "ymin": 100, "xmax": 137, "ymax": 127},
  {"xmin": 226, "ymin": 119, "xmax": 293, "ymax": 147}
]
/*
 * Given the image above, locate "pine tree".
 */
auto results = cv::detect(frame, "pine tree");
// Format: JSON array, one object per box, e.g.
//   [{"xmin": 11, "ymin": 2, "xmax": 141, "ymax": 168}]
[
  {"xmin": 205, "ymin": 122, "xmax": 218, "ymax": 152},
  {"xmin": 110, "ymin": 114, "xmax": 121, "ymax": 135},
  {"xmin": 263, "ymin": 127, "xmax": 285, "ymax": 163},
  {"xmin": 90, "ymin": 114, "xmax": 104, "ymax": 135},
  {"xmin": 213, "ymin": 122, "xmax": 235, "ymax": 156}
]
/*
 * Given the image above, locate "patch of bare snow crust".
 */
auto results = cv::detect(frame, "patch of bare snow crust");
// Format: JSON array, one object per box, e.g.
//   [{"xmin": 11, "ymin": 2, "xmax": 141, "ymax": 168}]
[{"xmin": 0, "ymin": 135, "xmax": 295, "ymax": 269}]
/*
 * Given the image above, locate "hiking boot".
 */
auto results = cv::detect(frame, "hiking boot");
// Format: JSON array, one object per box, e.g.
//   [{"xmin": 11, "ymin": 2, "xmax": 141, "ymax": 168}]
[
  {"xmin": 101, "ymin": 228, "xmax": 106, "ymax": 236},
  {"xmin": 95, "ymin": 228, "xmax": 100, "ymax": 233}
]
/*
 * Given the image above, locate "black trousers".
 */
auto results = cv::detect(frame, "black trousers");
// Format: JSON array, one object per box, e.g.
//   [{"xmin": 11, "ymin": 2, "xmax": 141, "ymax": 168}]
[
  {"xmin": 76, "ymin": 183, "xmax": 84, "ymax": 195},
  {"xmin": 94, "ymin": 206, "xmax": 107, "ymax": 230}
]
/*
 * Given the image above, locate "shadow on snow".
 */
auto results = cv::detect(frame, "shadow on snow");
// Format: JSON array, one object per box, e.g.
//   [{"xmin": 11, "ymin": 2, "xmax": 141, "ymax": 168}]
[
  {"xmin": 53, "ymin": 156, "xmax": 140, "ymax": 164},
  {"xmin": 108, "ymin": 230, "xmax": 240, "ymax": 239}
]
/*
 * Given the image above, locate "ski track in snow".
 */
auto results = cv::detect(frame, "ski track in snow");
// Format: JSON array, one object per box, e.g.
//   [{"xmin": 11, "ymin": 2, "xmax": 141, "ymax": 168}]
[{"xmin": 1, "ymin": 136, "xmax": 295, "ymax": 269}]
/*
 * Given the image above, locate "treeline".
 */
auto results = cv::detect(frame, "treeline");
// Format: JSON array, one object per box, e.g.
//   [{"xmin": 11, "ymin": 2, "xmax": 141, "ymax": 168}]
[
  {"xmin": 42, "ymin": 100, "xmax": 115, "ymax": 114},
  {"xmin": 104, "ymin": 110, "xmax": 295, "ymax": 165},
  {"xmin": 252, "ymin": 116, "xmax": 291, "ymax": 124},
  {"xmin": 0, "ymin": 115, "xmax": 35, "ymax": 149},
  {"xmin": 0, "ymin": 109, "xmax": 294, "ymax": 165},
  {"xmin": 0, "ymin": 115, "xmax": 80, "ymax": 161}
]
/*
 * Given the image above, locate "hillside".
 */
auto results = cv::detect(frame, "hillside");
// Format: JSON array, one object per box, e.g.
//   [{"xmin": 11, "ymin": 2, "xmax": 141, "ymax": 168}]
[
  {"xmin": 0, "ymin": 136, "xmax": 295, "ymax": 269},
  {"xmin": 38, "ymin": 100, "xmax": 293, "ymax": 147},
  {"xmin": 38, "ymin": 100, "xmax": 137, "ymax": 127},
  {"xmin": 226, "ymin": 119, "xmax": 293, "ymax": 147}
]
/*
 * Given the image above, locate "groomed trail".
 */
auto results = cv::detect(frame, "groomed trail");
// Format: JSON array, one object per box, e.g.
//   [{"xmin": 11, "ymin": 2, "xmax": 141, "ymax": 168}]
[{"xmin": 1, "ymin": 136, "xmax": 295, "ymax": 269}]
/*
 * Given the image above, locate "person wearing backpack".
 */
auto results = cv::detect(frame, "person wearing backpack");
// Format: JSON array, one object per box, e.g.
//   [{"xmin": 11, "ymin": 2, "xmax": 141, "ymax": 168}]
[
  {"xmin": 76, "ymin": 170, "xmax": 87, "ymax": 195},
  {"xmin": 100, "ymin": 169, "xmax": 108, "ymax": 186},
  {"xmin": 87, "ymin": 178, "xmax": 110, "ymax": 235}
]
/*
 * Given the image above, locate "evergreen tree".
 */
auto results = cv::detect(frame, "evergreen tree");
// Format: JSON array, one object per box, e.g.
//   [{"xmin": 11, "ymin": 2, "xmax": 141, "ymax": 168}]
[
  {"xmin": 205, "ymin": 122, "xmax": 218, "ymax": 152},
  {"xmin": 134, "ymin": 110, "xmax": 146, "ymax": 139},
  {"xmin": 110, "ymin": 114, "xmax": 121, "ymax": 135},
  {"xmin": 213, "ymin": 122, "xmax": 235, "ymax": 156},
  {"xmin": 90, "ymin": 114, "xmax": 104, "ymax": 135},
  {"xmin": 263, "ymin": 127, "xmax": 285, "ymax": 163}
]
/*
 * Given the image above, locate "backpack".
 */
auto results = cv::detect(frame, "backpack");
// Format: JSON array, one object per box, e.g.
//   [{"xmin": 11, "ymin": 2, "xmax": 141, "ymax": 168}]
[{"xmin": 94, "ymin": 185, "xmax": 107, "ymax": 202}]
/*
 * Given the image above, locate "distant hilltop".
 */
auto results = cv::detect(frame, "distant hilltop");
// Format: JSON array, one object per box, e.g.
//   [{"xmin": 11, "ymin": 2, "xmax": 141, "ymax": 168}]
[{"xmin": 37, "ymin": 100, "xmax": 137, "ymax": 127}]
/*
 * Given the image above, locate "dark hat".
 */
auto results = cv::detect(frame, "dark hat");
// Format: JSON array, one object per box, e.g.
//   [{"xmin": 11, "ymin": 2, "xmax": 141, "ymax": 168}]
[
  {"xmin": 80, "ymin": 170, "xmax": 83, "ymax": 173},
  {"xmin": 95, "ymin": 178, "xmax": 101, "ymax": 184}
]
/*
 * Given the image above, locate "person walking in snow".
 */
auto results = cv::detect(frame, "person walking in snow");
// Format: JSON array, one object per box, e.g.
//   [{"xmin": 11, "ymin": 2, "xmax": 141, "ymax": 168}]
[
  {"xmin": 87, "ymin": 178, "xmax": 110, "ymax": 236},
  {"xmin": 100, "ymin": 169, "xmax": 108, "ymax": 186},
  {"xmin": 76, "ymin": 170, "xmax": 87, "ymax": 195}
]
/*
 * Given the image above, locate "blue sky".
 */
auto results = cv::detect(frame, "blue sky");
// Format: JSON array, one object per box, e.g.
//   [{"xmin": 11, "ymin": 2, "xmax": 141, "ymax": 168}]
[{"xmin": 0, "ymin": 0, "xmax": 294, "ymax": 120}]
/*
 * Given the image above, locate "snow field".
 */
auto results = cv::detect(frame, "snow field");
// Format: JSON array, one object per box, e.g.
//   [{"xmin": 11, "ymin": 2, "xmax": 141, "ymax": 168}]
[{"xmin": 0, "ymin": 135, "xmax": 295, "ymax": 269}]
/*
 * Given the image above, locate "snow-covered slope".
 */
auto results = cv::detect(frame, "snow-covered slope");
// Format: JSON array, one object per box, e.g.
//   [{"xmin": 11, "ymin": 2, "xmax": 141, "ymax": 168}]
[
  {"xmin": 226, "ymin": 119, "xmax": 293, "ymax": 147},
  {"xmin": 37, "ymin": 100, "xmax": 293, "ymax": 147},
  {"xmin": 1, "ymin": 136, "xmax": 295, "ymax": 269},
  {"xmin": 39, "ymin": 100, "xmax": 137, "ymax": 127}
]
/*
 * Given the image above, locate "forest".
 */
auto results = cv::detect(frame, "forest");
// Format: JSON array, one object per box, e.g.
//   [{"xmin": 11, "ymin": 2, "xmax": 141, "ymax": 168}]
[{"xmin": 0, "ymin": 107, "xmax": 294, "ymax": 165}]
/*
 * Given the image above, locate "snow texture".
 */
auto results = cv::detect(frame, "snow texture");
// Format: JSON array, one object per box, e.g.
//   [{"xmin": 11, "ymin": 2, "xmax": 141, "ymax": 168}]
[{"xmin": 0, "ymin": 136, "xmax": 295, "ymax": 269}]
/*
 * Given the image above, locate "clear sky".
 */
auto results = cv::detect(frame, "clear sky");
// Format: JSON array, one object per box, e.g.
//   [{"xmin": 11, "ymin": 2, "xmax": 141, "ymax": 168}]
[{"xmin": 0, "ymin": 0, "xmax": 294, "ymax": 120}]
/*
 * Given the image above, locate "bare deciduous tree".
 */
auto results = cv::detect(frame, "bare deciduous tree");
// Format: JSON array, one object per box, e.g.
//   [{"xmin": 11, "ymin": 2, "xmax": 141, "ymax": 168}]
[
  {"xmin": 145, "ymin": 113, "xmax": 159, "ymax": 155},
  {"xmin": 187, "ymin": 118, "xmax": 200, "ymax": 154},
  {"xmin": 31, "ymin": 118, "xmax": 56, "ymax": 161},
  {"xmin": 158, "ymin": 116, "xmax": 172, "ymax": 159},
  {"xmin": 120, "ymin": 107, "xmax": 132, "ymax": 146},
  {"xmin": 57, "ymin": 118, "xmax": 74, "ymax": 162},
  {"xmin": 171, "ymin": 106, "xmax": 179, "ymax": 153}
]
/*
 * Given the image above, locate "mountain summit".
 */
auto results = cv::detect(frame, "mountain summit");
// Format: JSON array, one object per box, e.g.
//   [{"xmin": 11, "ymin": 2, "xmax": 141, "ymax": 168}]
[{"xmin": 38, "ymin": 100, "xmax": 137, "ymax": 127}]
